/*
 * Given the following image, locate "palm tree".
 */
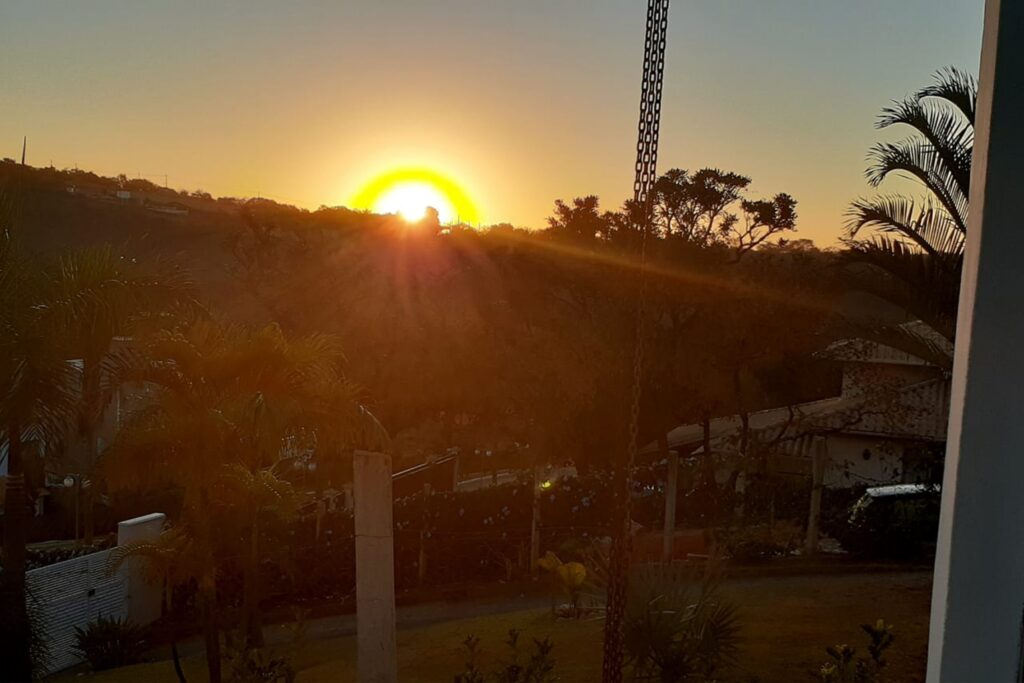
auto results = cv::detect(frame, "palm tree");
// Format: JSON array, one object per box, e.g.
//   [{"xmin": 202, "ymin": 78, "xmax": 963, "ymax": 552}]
[
  {"xmin": 109, "ymin": 526, "xmax": 199, "ymax": 683},
  {"xmin": 0, "ymin": 189, "xmax": 78, "ymax": 681},
  {"xmin": 845, "ymin": 67, "xmax": 977, "ymax": 367},
  {"xmin": 104, "ymin": 321, "xmax": 387, "ymax": 682},
  {"xmin": 50, "ymin": 245, "xmax": 194, "ymax": 544}
]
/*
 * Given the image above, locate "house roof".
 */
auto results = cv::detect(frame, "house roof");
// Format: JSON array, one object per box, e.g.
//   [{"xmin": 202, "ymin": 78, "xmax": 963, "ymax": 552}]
[
  {"xmin": 651, "ymin": 395, "xmax": 849, "ymax": 455},
  {"xmin": 826, "ymin": 321, "xmax": 954, "ymax": 367},
  {"xmin": 650, "ymin": 377, "xmax": 950, "ymax": 459}
]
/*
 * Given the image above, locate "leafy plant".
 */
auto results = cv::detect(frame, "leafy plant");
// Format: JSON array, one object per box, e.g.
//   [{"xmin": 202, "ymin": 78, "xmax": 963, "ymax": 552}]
[
  {"xmin": 717, "ymin": 525, "xmax": 792, "ymax": 565},
  {"xmin": 625, "ymin": 563, "xmax": 741, "ymax": 682},
  {"xmin": 536, "ymin": 551, "xmax": 588, "ymax": 618},
  {"xmin": 454, "ymin": 629, "xmax": 557, "ymax": 683},
  {"xmin": 72, "ymin": 615, "xmax": 148, "ymax": 671},
  {"xmin": 816, "ymin": 619, "xmax": 895, "ymax": 683},
  {"xmin": 224, "ymin": 632, "xmax": 296, "ymax": 683}
]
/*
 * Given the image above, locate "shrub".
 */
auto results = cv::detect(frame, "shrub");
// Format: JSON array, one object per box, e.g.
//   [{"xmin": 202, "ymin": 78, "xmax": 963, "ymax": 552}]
[
  {"xmin": 625, "ymin": 563, "xmax": 741, "ymax": 681},
  {"xmin": 454, "ymin": 629, "xmax": 557, "ymax": 683},
  {"xmin": 226, "ymin": 647, "xmax": 296, "ymax": 683},
  {"xmin": 536, "ymin": 551, "xmax": 587, "ymax": 618},
  {"xmin": 224, "ymin": 631, "xmax": 297, "ymax": 683},
  {"xmin": 72, "ymin": 615, "xmax": 147, "ymax": 671},
  {"xmin": 816, "ymin": 619, "xmax": 895, "ymax": 683},
  {"xmin": 718, "ymin": 524, "xmax": 794, "ymax": 564}
]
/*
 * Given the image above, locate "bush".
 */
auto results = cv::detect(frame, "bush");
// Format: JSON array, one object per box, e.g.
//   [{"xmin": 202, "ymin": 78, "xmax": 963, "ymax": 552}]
[
  {"xmin": 816, "ymin": 619, "xmax": 894, "ymax": 682},
  {"xmin": 225, "ymin": 646, "xmax": 296, "ymax": 683},
  {"xmin": 717, "ymin": 524, "xmax": 796, "ymax": 565},
  {"xmin": 72, "ymin": 616, "xmax": 147, "ymax": 671},
  {"xmin": 454, "ymin": 629, "xmax": 557, "ymax": 683},
  {"xmin": 625, "ymin": 563, "xmax": 741, "ymax": 681}
]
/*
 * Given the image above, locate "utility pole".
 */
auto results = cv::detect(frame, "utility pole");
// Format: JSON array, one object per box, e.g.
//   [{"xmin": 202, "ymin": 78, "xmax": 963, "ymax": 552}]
[{"xmin": 20, "ymin": 136, "xmax": 26, "ymax": 165}]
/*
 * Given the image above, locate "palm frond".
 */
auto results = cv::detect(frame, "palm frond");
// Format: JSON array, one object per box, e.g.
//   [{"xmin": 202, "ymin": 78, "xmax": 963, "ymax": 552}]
[
  {"xmin": 842, "ymin": 237, "xmax": 960, "ymax": 348},
  {"xmin": 846, "ymin": 195, "xmax": 964, "ymax": 259},
  {"xmin": 917, "ymin": 66, "xmax": 978, "ymax": 125},
  {"xmin": 866, "ymin": 138, "xmax": 968, "ymax": 233},
  {"xmin": 877, "ymin": 96, "xmax": 973, "ymax": 202}
]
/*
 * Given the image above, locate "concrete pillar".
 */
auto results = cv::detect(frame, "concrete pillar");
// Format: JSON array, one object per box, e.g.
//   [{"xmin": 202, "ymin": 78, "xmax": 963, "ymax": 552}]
[
  {"xmin": 116, "ymin": 512, "xmax": 165, "ymax": 626},
  {"xmin": 804, "ymin": 439, "xmax": 826, "ymax": 557},
  {"xmin": 928, "ymin": 2, "xmax": 1024, "ymax": 679},
  {"xmin": 354, "ymin": 450, "xmax": 398, "ymax": 683},
  {"xmin": 661, "ymin": 444, "xmax": 678, "ymax": 563}
]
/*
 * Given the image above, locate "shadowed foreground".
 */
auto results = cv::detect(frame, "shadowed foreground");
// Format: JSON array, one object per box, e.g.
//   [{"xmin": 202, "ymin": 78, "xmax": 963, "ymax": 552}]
[{"xmin": 55, "ymin": 570, "xmax": 931, "ymax": 682}]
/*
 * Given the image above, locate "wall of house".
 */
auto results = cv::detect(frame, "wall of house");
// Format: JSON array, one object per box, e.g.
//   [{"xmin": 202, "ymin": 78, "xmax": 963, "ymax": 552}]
[{"xmin": 823, "ymin": 434, "xmax": 905, "ymax": 488}]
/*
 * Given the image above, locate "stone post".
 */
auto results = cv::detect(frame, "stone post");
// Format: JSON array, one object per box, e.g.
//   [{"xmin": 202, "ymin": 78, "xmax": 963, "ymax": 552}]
[{"xmin": 354, "ymin": 450, "xmax": 398, "ymax": 683}]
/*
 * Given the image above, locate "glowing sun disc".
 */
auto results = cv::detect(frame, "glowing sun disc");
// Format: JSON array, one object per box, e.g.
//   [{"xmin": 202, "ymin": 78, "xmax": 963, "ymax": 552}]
[
  {"xmin": 375, "ymin": 181, "xmax": 453, "ymax": 222},
  {"xmin": 350, "ymin": 167, "xmax": 480, "ymax": 224}
]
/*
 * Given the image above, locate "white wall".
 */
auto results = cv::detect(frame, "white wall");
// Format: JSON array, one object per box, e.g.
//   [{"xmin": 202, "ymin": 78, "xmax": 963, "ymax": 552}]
[
  {"xmin": 824, "ymin": 434, "xmax": 905, "ymax": 488},
  {"xmin": 27, "ymin": 513, "xmax": 164, "ymax": 676}
]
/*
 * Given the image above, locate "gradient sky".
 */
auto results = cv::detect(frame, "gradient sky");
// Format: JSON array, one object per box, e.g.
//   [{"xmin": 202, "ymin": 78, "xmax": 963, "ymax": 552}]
[{"xmin": 1, "ymin": 1, "xmax": 984, "ymax": 245}]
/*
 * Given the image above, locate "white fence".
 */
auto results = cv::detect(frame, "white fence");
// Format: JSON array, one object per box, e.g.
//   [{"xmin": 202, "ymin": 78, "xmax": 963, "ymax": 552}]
[{"xmin": 27, "ymin": 513, "xmax": 164, "ymax": 676}]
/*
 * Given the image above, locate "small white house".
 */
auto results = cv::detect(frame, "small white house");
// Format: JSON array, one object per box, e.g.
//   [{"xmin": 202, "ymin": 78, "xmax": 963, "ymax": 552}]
[{"xmin": 653, "ymin": 322, "xmax": 951, "ymax": 489}]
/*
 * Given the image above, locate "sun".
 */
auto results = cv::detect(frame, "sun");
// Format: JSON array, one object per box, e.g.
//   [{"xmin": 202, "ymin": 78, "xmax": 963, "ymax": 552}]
[
  {"xmin": 375, "ymin": 181, "xmax": 453, "ymax": 223},
  {"xmin": 350, "ymin": 167, "xmax": 480, "ymax": 225}
]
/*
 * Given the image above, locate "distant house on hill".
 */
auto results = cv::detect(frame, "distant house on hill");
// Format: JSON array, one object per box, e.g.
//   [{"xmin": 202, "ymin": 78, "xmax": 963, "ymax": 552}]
[
  {"xmin": 649, "ymin": 322, "xmax": 952, "ymax": 489},
  {"xmin": 145, "ymin": 200, "xmax": 190, "ymax": 216}
]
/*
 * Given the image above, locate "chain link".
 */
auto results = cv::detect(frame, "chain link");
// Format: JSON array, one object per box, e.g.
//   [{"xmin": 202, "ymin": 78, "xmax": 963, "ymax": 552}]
[{"xmin": 603, "ymin": 3, "xmax": 670, "ymax": 682}]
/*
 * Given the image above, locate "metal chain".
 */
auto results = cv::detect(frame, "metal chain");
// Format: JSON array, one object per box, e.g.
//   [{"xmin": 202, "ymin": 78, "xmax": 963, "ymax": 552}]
[{"xmin": 602, "ymin": 2, "xmax": 670, "ymax": 682}]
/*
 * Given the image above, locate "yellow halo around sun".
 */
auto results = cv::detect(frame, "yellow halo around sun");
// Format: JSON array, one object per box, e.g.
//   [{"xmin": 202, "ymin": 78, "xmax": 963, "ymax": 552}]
[{"xmin": 350, "ymin": 168, "xmax": 480, "ymax": 225}]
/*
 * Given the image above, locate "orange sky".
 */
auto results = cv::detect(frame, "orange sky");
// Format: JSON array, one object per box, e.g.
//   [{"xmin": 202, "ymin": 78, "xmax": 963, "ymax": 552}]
[{"xmin": 0, "ymin": 1, "xmax": 983, "ymax": 245}]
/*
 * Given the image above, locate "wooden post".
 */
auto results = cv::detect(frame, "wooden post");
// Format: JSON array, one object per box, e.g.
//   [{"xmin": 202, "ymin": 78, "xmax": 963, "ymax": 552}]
[
  {"xmin": 661, "ymin": 436, "xmax": 678, "ymax": 563},
  {"xmin": 353, "ymin": 450, "xmax": 398, "ymax": 683},
  {"xmin": 804, "ymin": 438, "xmax": 826, "ymax": 557}
]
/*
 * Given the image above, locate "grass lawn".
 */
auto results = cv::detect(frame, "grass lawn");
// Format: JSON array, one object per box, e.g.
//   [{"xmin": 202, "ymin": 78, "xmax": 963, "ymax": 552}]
[{"xmin": 57, "ymin": 571, "xmax": 931, "ymax": 682}]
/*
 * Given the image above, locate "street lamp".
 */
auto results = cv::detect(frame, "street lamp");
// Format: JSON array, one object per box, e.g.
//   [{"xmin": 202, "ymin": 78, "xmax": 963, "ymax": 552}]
[{"xmin": 63, "ymin": 474, "xmax": 81, "ymax": 545}]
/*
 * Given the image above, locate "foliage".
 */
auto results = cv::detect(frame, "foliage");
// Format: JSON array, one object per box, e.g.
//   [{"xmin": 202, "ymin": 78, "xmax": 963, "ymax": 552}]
[
  {"xmin": 105, "ymin": 320, "xmax": 388, "ymax": 681},
  {"xmin": 817, "ymin": 619, "xmax": 895, "ymax": 683},
  {"xmin": 454, "ymin": 629, "xmax": 557, "ymax": 683},
  {"xmin": 625, "ymin": 563, "xmax": 741, "ymax": 682},
  {"xmin": 224, "ymin": 634, "xmax": 297, "ymax": 683},
  {"xmin": 72, "ymin": 615, "xmax": 148, "ymax": 671},
  {"xmin": 717, "ymin": 523, "xmax": 798, "ymax": 565},
  {"xmin": 844, "ymin": 67, "xmax": 976, "ymax": 364},
  {"xmin": 536, "ymin": 551, "xmax": 588, "ymax": 618},
  {"xmin": 26, "ymin": 583, "xmax": 53, "ymax": 678},
  {"xmin": 652, "ymin": 168, "xmax": 797, "ymax": 255}
]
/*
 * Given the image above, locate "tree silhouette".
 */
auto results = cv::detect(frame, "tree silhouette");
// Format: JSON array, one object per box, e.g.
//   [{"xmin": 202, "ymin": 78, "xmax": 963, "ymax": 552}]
[{"xmin": 844, "ymin": 66, "xmax": 975, "ymax": 367}]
